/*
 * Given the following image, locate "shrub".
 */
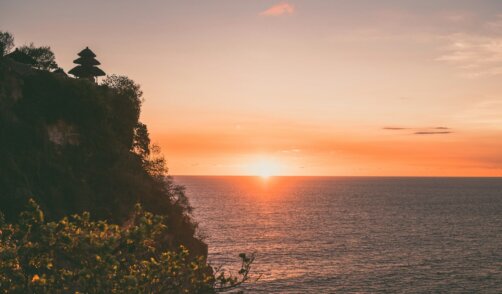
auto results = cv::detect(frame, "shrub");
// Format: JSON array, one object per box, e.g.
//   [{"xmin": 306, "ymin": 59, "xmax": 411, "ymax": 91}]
[{"xmin": 0, "ymin": 200, "xmax": 253, "ymax": 293}]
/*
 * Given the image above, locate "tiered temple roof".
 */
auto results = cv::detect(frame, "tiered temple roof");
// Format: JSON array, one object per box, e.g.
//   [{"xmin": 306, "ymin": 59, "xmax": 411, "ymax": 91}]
[{"xmin": 68, "ymin": 47, "xmax": 105, "ymax": 81}]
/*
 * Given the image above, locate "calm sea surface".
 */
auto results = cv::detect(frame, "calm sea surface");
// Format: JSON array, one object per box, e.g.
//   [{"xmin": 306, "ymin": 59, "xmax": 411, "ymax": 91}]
[{"xmin": 174, "ymin": 176, "xmax": 502, "ymax": 293}]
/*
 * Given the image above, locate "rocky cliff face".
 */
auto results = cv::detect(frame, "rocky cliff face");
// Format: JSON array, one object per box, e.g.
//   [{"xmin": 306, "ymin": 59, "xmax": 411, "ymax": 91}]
[{"xmin": 0, "ymin": 58, "xmax": 207, "ymax": 257}]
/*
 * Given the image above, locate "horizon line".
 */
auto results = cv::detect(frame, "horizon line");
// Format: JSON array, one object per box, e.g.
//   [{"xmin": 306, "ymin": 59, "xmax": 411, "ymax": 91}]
[{"xmin": 171, "ymin": 174, "xmax": 502, "ymax": 178}]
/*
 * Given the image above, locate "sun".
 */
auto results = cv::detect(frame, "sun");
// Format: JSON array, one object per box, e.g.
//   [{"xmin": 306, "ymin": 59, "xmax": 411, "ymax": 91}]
[
  {"xmin": 257, "ymin": 165, "xmax": 273, "ymax": 179},
  {"xmin": 248, "ymin": 157, "xmax": 281, "ymax": 179}
]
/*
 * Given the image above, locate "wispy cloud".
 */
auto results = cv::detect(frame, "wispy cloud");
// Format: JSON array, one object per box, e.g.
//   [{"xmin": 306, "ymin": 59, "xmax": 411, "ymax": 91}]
[
  {"xmin": 383, "ymin": 126, "xmax": 453, "ymax": 135},
  {"xmin": 260, "ymin": 2, "xmax": 295, "ymax": 16},
  {"xmin": 414, "ymin": 131, "xmax": 453, "ymax": 135},
  {"xmin": 382, "ymin": 127, "xmax": 409, "ymax": 130},
  {"xmin": 437, "ymin": 32, "xmax": 502, "ymax": 77}
]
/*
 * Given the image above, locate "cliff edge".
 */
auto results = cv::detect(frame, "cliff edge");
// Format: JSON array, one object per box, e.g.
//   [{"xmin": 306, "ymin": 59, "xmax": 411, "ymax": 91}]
[{"xmin": 0, "ymin": 58, "xmax": 207, "ymax": 257}]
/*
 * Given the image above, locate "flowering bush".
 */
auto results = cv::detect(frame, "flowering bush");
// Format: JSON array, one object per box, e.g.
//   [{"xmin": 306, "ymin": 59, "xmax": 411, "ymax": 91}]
[{"xmin": 0, "ymin": 200, "xmax": 252, "ymax": 293}]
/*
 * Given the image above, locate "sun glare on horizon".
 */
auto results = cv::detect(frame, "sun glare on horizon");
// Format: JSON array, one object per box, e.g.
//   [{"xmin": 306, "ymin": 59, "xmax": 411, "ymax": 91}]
[{"xmin": 247, "ymin": 157, "xmax": 283, "ymax": 179}]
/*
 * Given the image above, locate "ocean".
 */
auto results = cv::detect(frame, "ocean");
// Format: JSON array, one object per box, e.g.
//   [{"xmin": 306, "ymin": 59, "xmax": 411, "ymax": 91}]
[{"xmin": 174, "ymin": 176, "xmax": 502, "ymax": 293}]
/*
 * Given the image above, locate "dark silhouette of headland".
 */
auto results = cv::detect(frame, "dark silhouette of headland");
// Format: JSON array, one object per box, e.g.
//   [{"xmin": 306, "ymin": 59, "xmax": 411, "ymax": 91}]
[
  {"xmin": 0, "ymin": 35, "xmax": 205, "ymax": 255},
  {"xmin": 0, "ymin": 30, "xmax": 255, "ymax": 292}
]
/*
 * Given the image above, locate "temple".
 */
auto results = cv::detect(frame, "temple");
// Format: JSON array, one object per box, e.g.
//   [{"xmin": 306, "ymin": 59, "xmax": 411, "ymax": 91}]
[
  {"xmin": 5, "ymin": 48, "xmax": 36, "ymax": 66},
  {"xmin": 68, "ymin": 47, "xmax": 105, "ymax": 82}
]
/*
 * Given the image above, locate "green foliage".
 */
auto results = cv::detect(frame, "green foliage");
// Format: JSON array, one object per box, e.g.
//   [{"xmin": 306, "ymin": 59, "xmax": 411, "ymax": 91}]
[
  {"xmin": 0, "ymin": 200, "xmax": 254, "ymax": 293},
  {"xmin": 18, "ymin": 43, "xmax": 58, "ymax": 71},
  {"xmin": 0, "ymin": 31, "xmax": 14, "ymax": 56}
]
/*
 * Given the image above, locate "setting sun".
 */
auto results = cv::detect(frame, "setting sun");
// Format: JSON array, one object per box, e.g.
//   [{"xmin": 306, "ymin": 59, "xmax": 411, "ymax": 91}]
[{"xmin": 247, "ymin": 157, "xmax": 282, "ymax": 178}]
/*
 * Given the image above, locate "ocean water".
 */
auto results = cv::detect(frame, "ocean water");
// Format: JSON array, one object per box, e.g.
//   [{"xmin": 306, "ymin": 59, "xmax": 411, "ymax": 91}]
[{"xmin": 174, "ymin": 176, "xmax": 502, "ymax": 293}]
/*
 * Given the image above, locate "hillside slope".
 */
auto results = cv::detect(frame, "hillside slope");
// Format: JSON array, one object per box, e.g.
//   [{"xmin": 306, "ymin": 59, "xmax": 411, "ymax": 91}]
[{"xmin": 0, "ymin": 58, "xmax": 206, "ymax": 256}]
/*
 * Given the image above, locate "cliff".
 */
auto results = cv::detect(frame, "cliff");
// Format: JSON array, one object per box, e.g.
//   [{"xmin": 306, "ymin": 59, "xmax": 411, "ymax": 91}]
[{"xmin": 0, "ymin": 58, "xmax": 207, "ymax": 257}]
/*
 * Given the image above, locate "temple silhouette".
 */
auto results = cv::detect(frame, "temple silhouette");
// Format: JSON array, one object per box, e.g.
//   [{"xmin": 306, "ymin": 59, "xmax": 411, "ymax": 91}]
[
  {"xmin": 4, "ymin": 46, "xmax": 106, "ymax": 83},
  {"xmin": 5, "ymin": 48, "xmax": 36, "ymax": 65},
  {"xmin": 68, "ymin": 47, "xmax": 105, "ymax": 82}
]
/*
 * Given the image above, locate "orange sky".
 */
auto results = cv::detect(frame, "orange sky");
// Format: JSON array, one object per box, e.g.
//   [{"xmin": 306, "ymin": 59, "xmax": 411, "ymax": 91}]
[{"xmin": 2, "ymin": 1, "xmax": 502, "ymax": 176}]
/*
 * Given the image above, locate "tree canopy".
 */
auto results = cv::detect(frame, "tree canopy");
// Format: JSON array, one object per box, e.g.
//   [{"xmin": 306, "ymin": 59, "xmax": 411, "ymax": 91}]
[
  {"xmin": 18, "ymin": 43, "xmax": 58, "ymax": 71},
  {"xmin": 0, "ymin": 31, "xmax": 14, "ymax": 56}
]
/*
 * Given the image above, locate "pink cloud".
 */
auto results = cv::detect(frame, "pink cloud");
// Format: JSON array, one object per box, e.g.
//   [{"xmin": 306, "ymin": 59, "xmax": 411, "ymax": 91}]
[{"xmin": 260, "ymin": 2, "xmax": 295, "ymax": 16}]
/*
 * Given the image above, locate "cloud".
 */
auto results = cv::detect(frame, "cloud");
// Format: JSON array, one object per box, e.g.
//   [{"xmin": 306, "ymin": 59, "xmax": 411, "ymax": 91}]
[
  {"xmin": 414, "ymin": 131, "xmax": 453, "ymax": 135},
  {"xmin": 260, "ymin": 2, "xmax": 295, "ymax": 16},
  {"xmin": 383, "ymin": 126, "xmax": 452, "ymax": 135},
  {"xmin": 437, "ymin": 33, "xmax": 502, "ymax": 77},
  {"xmin": 382, "ymin": 127, "xmax": 409, "ymax": 130}
]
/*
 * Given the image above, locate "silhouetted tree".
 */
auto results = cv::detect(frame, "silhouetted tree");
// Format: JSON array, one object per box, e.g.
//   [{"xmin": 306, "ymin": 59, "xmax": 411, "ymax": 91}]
[
  {"xmin": 18, "ymin": 43, "xmax": 58, "ymax": 71},
  {"xmin": 133, "ymin": 122, "xmax": 151, "ymax": 160},
  {"xmin": 102, "ymin": 74, "xmax": 143, "ymax": 111},
  {"xmin": 103, "ymin": 75, "xmax": 143, "ymax": 148},
  {"xmin": 0, "ymin": 31, "xmax": 14, "ymax": 56}
]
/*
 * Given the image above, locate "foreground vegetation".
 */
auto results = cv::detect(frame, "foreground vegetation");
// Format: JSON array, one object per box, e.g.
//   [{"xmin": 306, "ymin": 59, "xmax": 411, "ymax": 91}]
[{"xmin": 0, "ymin": 200, "xmax": 253, "ymax": 293}]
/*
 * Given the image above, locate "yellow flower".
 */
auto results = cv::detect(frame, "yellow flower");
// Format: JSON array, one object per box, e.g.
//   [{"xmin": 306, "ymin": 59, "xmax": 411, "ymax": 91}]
[{"xmin": 31, "ymin": 274, "xmax": 40, "ymax": 282}]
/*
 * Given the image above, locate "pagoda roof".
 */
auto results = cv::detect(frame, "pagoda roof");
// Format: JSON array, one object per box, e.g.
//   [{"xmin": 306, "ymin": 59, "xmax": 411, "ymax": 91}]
[
  {"xmin": 68, "ymin": 65, "xmax": 106, "ymax": 77},
  {"xmin": 5, "ymin": 49, "xmax": 36, "ymax": 65},
  {"xmin": 73, "ymin": 57, "xmax": 100, "ymax": 66},
  {"xmin": 77, "ymin": 47, "xmax": 97, "ymax": 58}
]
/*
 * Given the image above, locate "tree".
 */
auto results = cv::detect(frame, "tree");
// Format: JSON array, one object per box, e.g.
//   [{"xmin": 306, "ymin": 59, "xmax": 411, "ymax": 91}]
[
  {"xmin": 102, "ymin": 74, "xmax": 144, "ymax": 150},
  {"xmin": 102, "ymin": 74, "xmax": 143, "ymax": 115},
  {"xmin": 18, "ymin": 43, "xmax": 58, "ymax": 71},
  {"xmin": 0, "ymin": 31, "xmax": 14, "ymax": 56},
  {"xmin": 133, "ymin": 122, "xmax": 151, "ymax": 160}
]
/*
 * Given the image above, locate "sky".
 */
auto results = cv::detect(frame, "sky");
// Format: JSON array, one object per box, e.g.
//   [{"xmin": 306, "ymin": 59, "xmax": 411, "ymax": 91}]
[{"xmin": 2, "ymin": 0, "xmax": 502, "ymax": 176}]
